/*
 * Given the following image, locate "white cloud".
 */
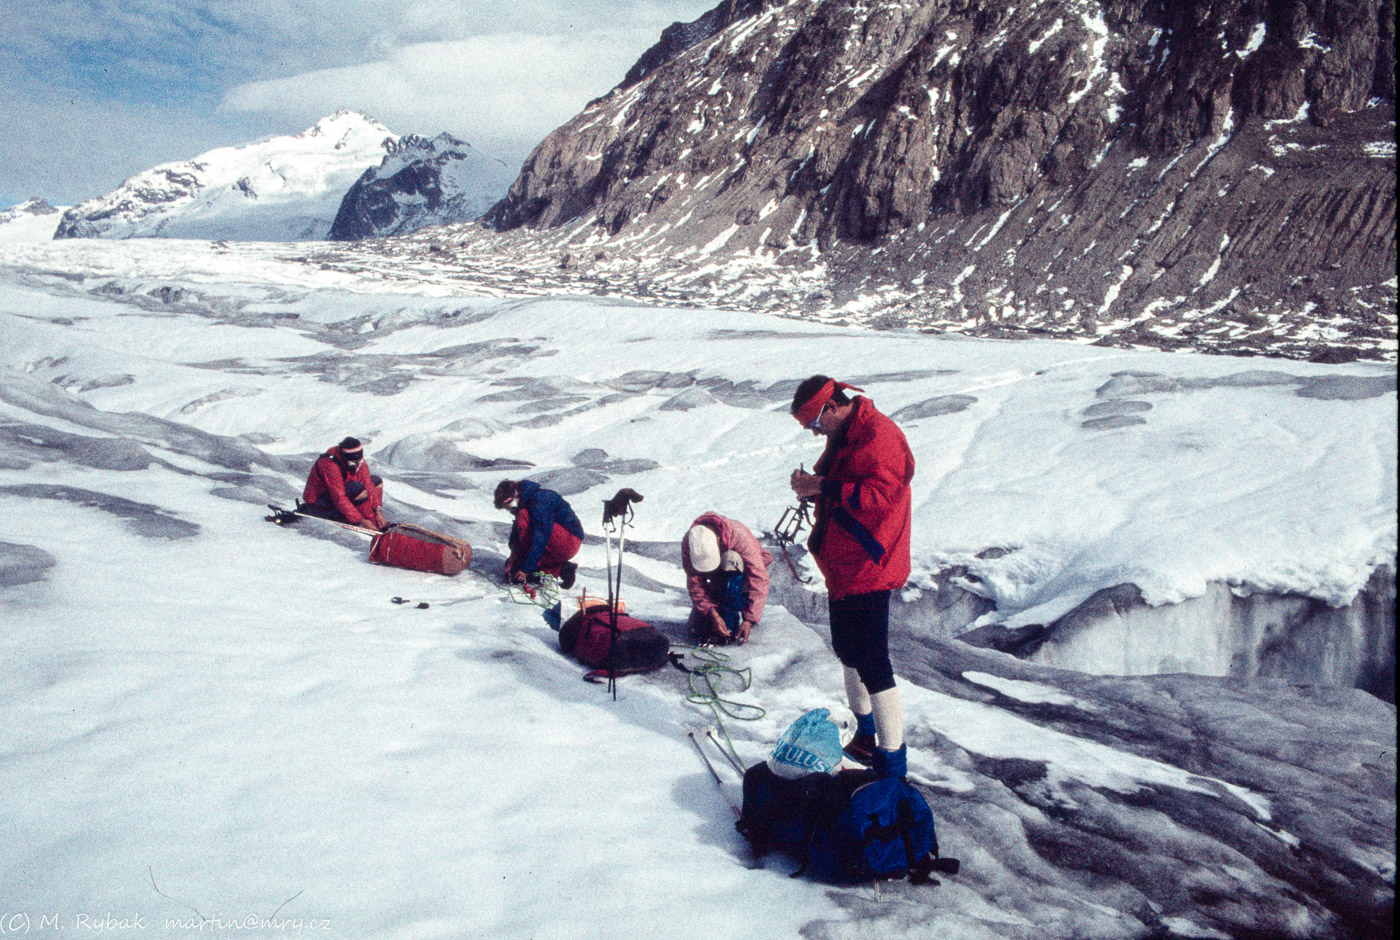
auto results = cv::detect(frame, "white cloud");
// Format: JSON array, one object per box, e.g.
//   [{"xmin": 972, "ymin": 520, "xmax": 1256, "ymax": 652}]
[
  {"xmin": 0, "ymin": 0, "xmax": 718, "ymax": 206},
  {"xmin": 220, "ymin": 31, "xmax": 655, "ymax": 165}
]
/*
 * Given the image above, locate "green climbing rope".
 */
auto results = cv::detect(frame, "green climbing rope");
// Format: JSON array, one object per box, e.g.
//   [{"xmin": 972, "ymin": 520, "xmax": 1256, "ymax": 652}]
[
  {"xmin": 673, "ymin": 644, "xmax": 765, "ymax": 770},
  {"xmin": 504, "ymin": 574, "xmax": 561, "ymax": 609}
]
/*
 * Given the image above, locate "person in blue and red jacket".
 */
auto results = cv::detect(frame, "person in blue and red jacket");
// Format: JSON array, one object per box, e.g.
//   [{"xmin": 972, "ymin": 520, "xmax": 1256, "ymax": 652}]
[
  {"xmin": 495, "ymin": 479, "xmax": 583, "ymax": 590},
  {"xmin": 789, "ymin": 376, "xmax": 914, "ymax": 780},
  {"xmin": 301, "ymin": 437, "xmax": 387, "ymax": 530}
]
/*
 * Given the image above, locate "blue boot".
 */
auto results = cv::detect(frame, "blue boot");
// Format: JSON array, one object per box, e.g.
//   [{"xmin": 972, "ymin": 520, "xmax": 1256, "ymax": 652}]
[{"xmin": 872, "ymin": 744, "xmax": 907, "ymax": 780}]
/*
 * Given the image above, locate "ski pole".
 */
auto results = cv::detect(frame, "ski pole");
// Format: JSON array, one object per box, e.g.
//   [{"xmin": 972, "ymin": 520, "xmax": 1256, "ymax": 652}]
[
  {"xmin": 689, "ymin": 730, "xmax": 740, "ymax": 818},
  {"xmin": 706, "ymin": 727, "xmax": 746, "ymax": 778}
]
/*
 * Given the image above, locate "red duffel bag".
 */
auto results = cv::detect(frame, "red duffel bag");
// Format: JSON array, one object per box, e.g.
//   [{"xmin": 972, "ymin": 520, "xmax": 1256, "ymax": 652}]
[{"xmin": 369, "ymin": 523, "xmax": 472, "ymax": 576}]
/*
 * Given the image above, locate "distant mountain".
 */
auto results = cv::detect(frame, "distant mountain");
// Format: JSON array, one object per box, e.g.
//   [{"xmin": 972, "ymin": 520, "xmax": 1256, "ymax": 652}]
[
  {"xmin": 477, "ymin": 0, "xmax": 1397, "ymax": 362},
  {"xmin": 0, "ymin": 198, "xmax": 66, "ymax": 243},
  {"xmin": 54, "ymin": 111, "xmax": 399, "ymax": 242},
  {"xmin": 328, "ymin": 133, "xmax": 515, "ymax": 241}
]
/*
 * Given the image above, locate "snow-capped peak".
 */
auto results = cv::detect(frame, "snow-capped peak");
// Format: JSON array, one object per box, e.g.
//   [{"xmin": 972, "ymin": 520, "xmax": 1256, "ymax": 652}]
[
  {"xmin": 55, "ymin": 112, "xmax": 401, "ymax": 242},
  {"xmin": 0, "ymin": 197, "xmax": 61, "ymax": 221},
  {"xmin": 0, "ymin": 198, "xmax": 69, "ymax": 243}
]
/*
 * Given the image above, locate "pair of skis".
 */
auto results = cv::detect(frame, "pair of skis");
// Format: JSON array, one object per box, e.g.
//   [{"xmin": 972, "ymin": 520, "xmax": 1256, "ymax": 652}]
[{"xmin": 266, "ymin": 503, "xmax": 379, "ymax": 537}]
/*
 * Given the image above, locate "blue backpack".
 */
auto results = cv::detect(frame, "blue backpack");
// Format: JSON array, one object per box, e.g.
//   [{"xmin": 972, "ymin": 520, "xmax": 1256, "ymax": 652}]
[{"xmin": 736, "ymin": 763, "xmax": 959, "ymax": 884}]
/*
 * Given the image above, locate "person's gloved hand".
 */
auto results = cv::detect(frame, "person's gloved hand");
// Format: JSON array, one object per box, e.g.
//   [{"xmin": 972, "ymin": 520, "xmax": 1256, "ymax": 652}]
[
  {"xmin": 735, "ymin": 619, "xmax": 754, "ymax": 644},
  {"xmin": 709, "ymin": 608, "xmax": 731, "ymax": 640}
]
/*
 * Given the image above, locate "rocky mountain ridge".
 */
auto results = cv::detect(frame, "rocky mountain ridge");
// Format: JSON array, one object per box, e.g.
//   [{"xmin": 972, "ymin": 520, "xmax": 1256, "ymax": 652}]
[
  {"xmin": 442, "ymin": 0, "xmax": 1397, "ymax": 362},
  {"xmin": 327, "ymin": 132, "xmax": 515, "ymax": 241}
]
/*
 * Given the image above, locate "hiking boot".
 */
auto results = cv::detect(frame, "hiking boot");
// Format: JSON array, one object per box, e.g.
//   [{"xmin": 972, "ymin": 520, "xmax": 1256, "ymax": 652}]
[
  {"xmin": 559, "ymin": 561, "xmax": 578, "ymax": 590},
  {"xmin": 843, "ymin": 732, "xmax": 876, "ymax": 766},
  {"xmin": 872, "ymin": 744, "xmax": 907, "ymax": 780}
]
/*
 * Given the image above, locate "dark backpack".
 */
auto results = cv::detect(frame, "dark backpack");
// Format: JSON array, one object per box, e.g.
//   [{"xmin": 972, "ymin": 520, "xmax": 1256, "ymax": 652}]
[
  {"xmin": 558, "ymin": 608, "xmax": 670, "ymax": 676},
  {"xmin": 736, "ymin": 762, "xmax": 959, "ymax": 885}
]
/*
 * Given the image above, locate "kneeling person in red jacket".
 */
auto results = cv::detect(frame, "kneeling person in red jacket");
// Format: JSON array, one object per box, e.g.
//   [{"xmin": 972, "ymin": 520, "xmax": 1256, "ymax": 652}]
[
  {"xmin": 790, "ymin": 376, "xmax": 914, "ymax": 780},
  {"xmin": 301, "ymin": 437, "xmax": 387, "ymax": 531}
]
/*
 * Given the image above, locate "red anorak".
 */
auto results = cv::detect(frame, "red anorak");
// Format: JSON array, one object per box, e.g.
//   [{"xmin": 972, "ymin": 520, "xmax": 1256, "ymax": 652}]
[
  {"xmin": 681, "ymin": 512, "xmax": 773, "ymax": 624},
  {"xmin": 302, "ymin": 447, "xmax": 382, "ymax": 526},
  {"xmin": 808, "ymin": 397, "xmax": 914, "ymax": 600},
  {"xmin": 507, "ymin": 507, "xmax": 583, "ymax": 578}
]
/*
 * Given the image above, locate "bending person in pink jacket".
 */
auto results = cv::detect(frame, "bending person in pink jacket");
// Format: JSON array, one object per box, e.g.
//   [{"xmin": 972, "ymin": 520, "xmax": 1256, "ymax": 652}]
[{"xmin": 681, "ymin": 511, "xmax": 773, "ymax": 645}]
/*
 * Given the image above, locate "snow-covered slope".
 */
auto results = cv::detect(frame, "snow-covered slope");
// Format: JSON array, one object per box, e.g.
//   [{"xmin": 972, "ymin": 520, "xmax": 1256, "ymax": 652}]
[
  {"xmin": 0, "ymin": 239, "xmax": 1394, "ymax": 939},
  {"xmin": 328, "ymin": 133, "xmax": 516, "ymax": 240},
  {"xmin": 0, "ymin": 198, "xmax": 66, "ymax": 243},
  {"xmin": 53, "ymin": 111, "xmax": 398, "ymax": 242}
]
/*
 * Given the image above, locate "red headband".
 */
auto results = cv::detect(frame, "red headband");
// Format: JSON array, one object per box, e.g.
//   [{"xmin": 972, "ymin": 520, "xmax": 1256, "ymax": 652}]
[{"xmin": 793, "ymin": 380, "xmax": 863, "ymax": 426}]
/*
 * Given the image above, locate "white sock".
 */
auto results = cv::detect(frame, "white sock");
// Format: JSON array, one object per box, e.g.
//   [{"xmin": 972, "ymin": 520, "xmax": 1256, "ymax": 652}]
[
  {"xmin": 870, "ymin": 686, "xmax": 904, "ymax": 751},
  {"xmin": 844, "ymin": 667, "xmax": 872, "ymax": 718}
]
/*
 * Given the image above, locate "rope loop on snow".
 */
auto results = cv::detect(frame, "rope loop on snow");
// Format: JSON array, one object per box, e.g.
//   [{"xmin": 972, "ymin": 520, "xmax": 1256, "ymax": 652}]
[{"xmin": 673, "ymin": 644, "xmax": 765, "ymax": 768}]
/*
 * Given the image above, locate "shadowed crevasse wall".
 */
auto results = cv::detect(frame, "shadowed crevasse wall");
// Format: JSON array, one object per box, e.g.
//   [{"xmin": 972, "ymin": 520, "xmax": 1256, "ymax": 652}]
[{"xmin": 767, "ymin": 542, "xmax": 1396, "ymax": 701}]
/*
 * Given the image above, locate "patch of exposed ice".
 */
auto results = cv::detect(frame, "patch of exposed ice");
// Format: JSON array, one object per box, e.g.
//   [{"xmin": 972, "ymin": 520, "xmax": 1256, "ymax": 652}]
[{"xmin": 962, "ymin": 671, "xmax": 1082, "ymax": 706}]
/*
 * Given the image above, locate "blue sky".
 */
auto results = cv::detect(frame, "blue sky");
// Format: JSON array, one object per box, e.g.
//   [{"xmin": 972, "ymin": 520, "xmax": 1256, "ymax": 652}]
[{"xmin": 0, "ymin": 0, "xmax": 715, "ymax": 208}]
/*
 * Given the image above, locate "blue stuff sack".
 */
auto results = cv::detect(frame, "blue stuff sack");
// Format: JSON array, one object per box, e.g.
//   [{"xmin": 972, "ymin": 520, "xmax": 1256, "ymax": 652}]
[{"xmin": 768, "ymin": 708, "xmax": 844, "ymax": 778}]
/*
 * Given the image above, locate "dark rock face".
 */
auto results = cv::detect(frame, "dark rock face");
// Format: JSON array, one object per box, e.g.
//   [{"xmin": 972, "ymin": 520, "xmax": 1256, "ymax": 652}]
[
  {"xmin": 480, "ymin": 0, "xmax": 1396, "ymax": 361},
  {"xmin": 329, "ymin": 133, "xmax": 515, "ymax": 241}
]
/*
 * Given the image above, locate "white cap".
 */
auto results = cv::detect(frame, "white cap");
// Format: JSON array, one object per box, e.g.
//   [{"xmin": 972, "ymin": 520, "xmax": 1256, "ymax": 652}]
[
  {"xmin": 720, "ymin": 550, "xmax": 745, "ymax": 573},
  {"xmin": 686, "ymin": 525, "xmax": 721, "ymax": 573}
]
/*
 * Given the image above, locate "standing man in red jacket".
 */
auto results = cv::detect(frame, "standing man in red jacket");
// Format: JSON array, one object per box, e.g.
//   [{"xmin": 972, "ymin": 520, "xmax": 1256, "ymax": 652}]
[
  {"xmin": 790, "ymin": 376, "xmax": 914, "ymax": 780},
  {"xmin": 301, "ymin": 437, "xmax": 388, "ymax": 531}
]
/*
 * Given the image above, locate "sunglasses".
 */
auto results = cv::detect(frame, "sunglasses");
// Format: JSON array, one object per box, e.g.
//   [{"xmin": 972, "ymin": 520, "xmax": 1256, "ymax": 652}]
[{"xmin": 805, "ymin": 404, "xmax": 828, "ymax": 430}]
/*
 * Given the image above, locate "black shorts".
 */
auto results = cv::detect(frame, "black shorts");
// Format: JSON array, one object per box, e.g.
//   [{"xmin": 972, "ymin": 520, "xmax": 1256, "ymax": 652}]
[{"xmin": 828, "ymin": 590, "xmax": 895, "ymax": 695}]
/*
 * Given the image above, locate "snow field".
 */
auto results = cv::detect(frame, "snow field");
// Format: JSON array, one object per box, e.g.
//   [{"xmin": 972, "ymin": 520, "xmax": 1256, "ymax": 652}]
[{"xmin": 0, "ymin": 238, "xmax": 1394, "ymax": 938}]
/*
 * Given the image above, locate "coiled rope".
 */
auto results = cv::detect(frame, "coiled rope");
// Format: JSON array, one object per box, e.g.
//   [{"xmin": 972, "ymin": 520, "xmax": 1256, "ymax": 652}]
[
  {"xmin": 504, "ymin": 574, "xmax": 561, "ymax": 609},
  {"xmin": 673, "ymin": 644, "xmax": 765, "ymax": 770}
]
